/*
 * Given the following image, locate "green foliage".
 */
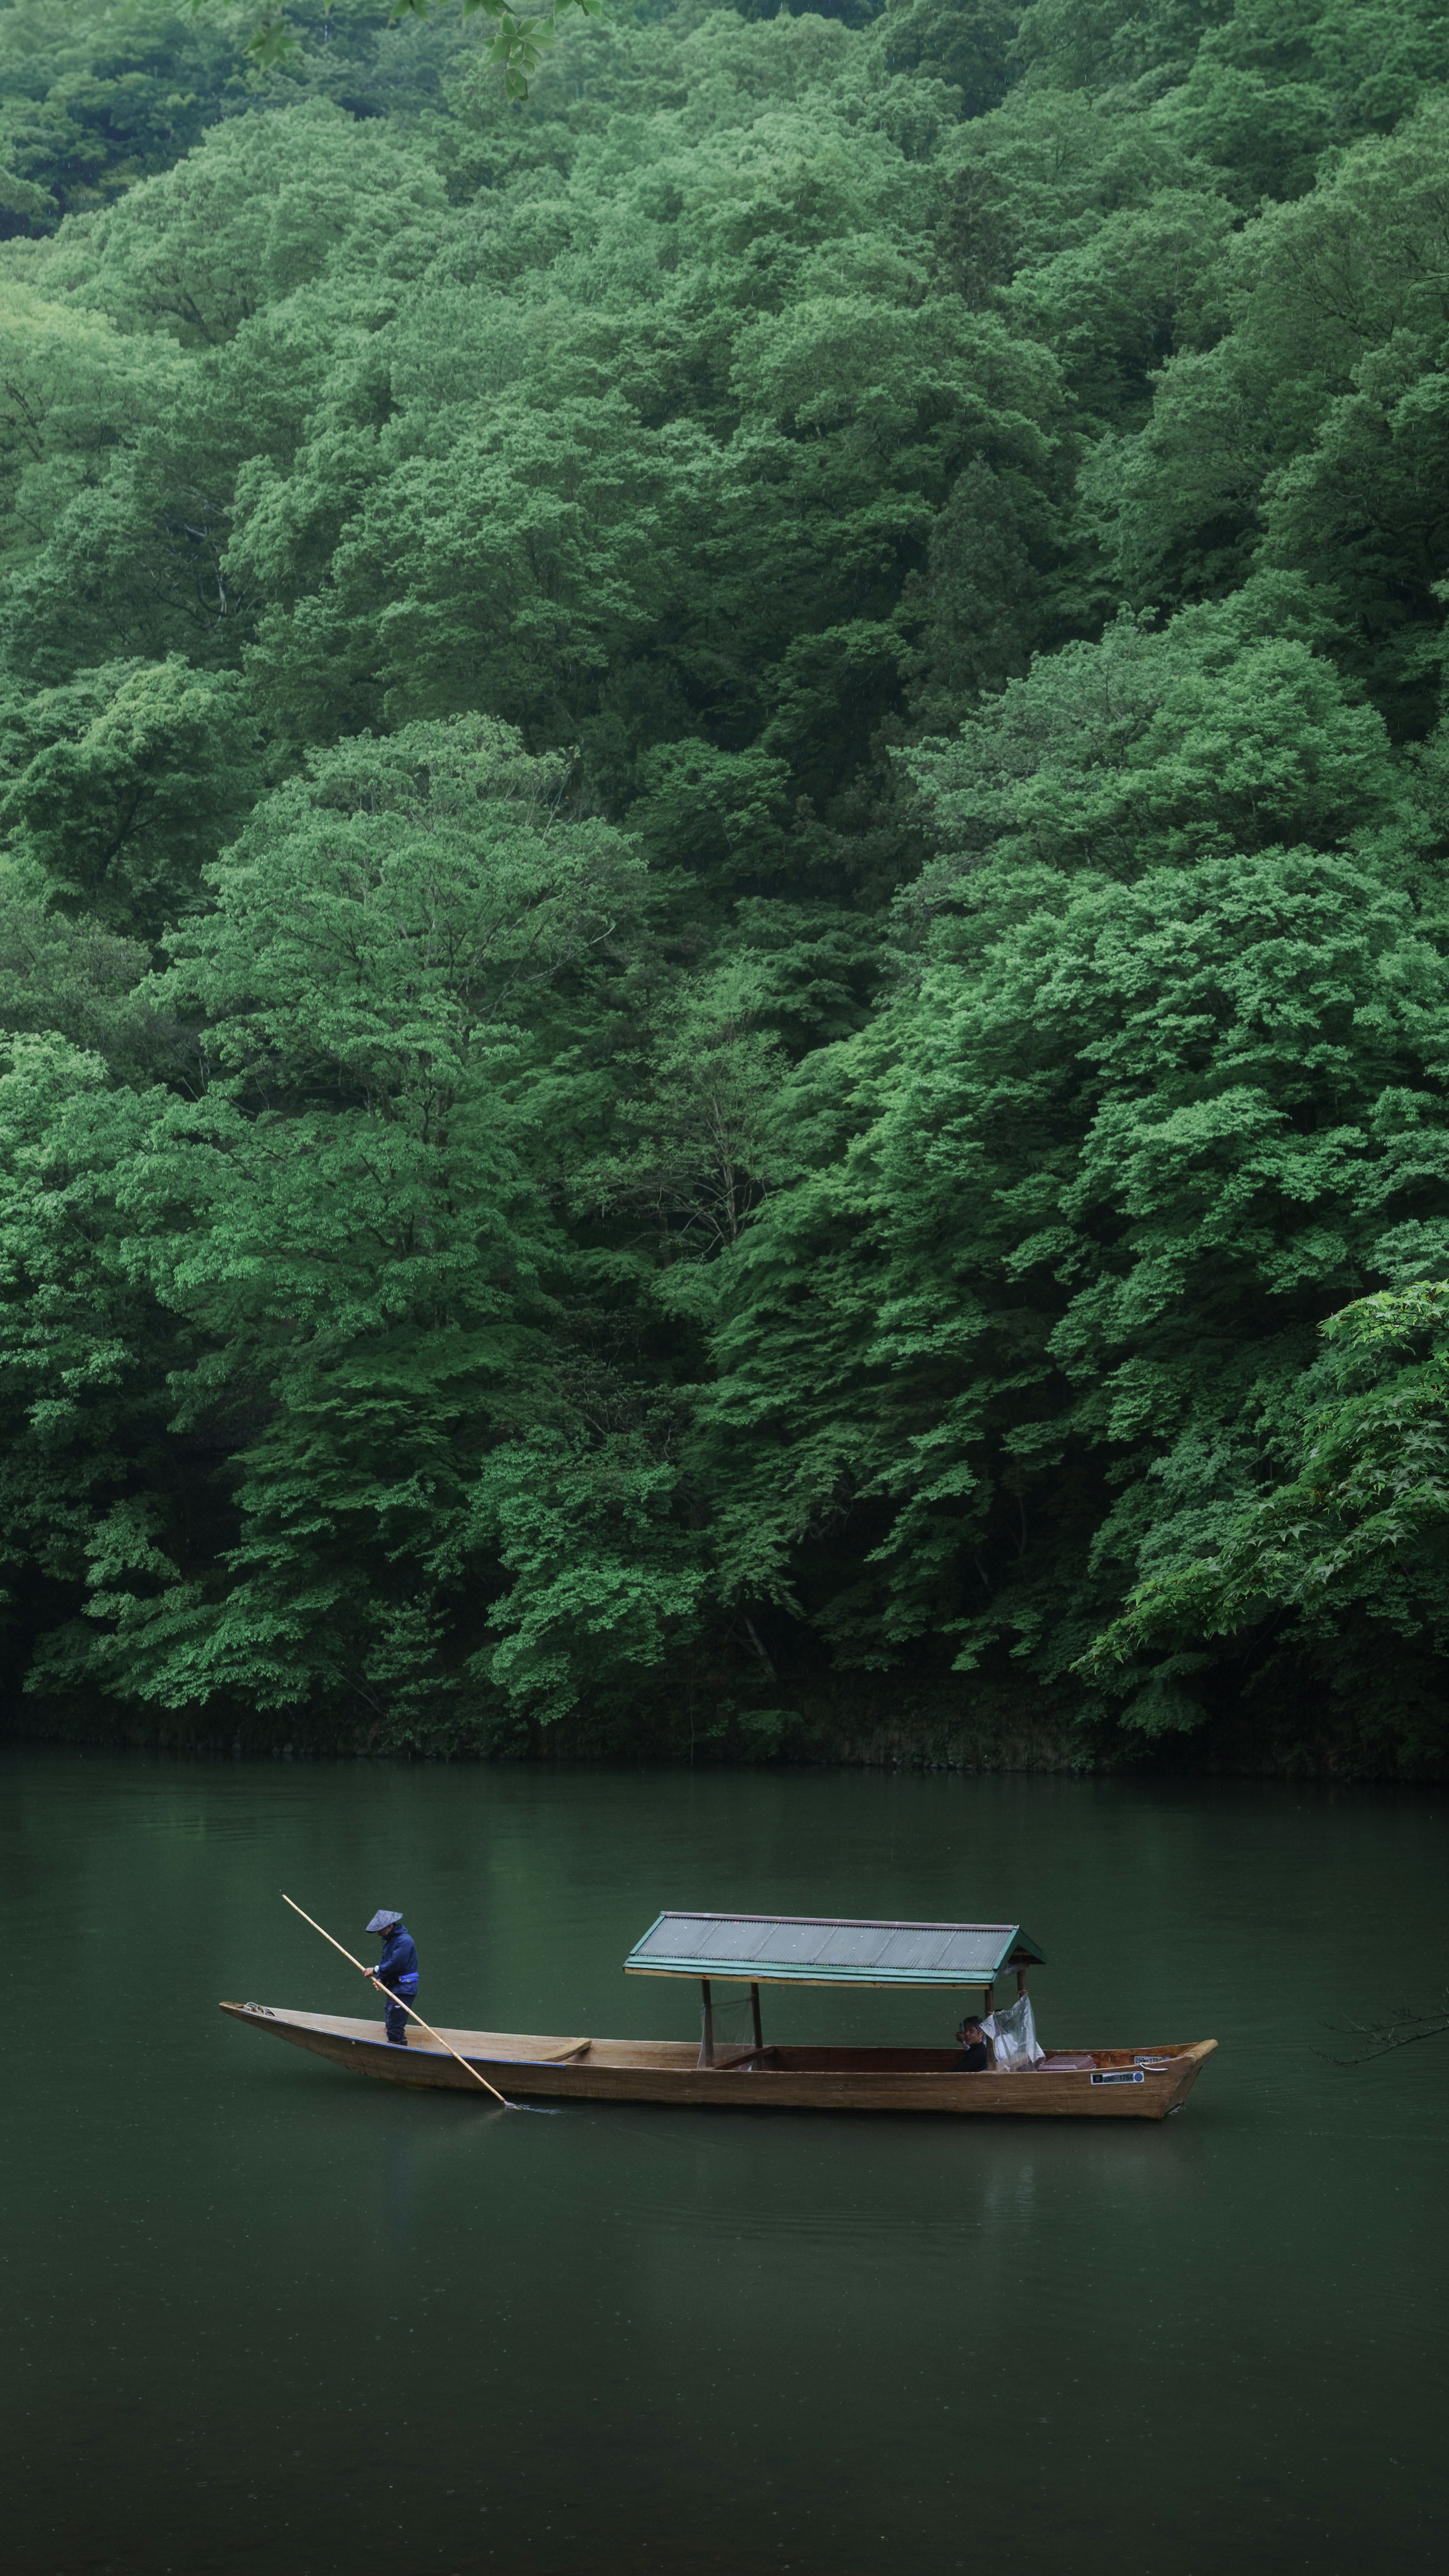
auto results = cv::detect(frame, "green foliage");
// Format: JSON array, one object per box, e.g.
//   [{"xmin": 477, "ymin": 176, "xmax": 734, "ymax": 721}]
[
  {"xmin": 0, "ymin": 1, "xmax": 477, "ymax": 235},
  {"xmin": 0, "ymin": 1, "xmax": 244, "ymax": 232},
  {"xmin": 628, "ymin": 740, "xmax": 792, "ymax": 896},
  {"xmin": 694, "ymin": 819, "xmax": 1449, "ymax": 1714},
  {"xmin": 901, "ymin": 592, "xmax": 1403, "ymax": 893},
  {"xmin": 233, "ymin": 0, "xmax": 604, "ymax": 103},
  {"xmin": 0, "ymin": 853, "xmax": 154, "ymax": 1071},
  {"xmin": 0, "ymin": 656, "xmax": 261, "ymax": 936},
  {"xmin": 1080, "ymin": 1282, "xmax": 1449, "ymax": 1753},
  {"xmin": 458, "ymin": 1421, "xmax": 708, "ymax": 1728},
  {"xmin": 0, "ymin": 1030, "xmax": 180, "ymax": 1677},
  {"xmin": 72, "ymin": 97, "xmax": 450, "ymax": 344},
  {"xmin": 14, "ymin": 716, "xmax": 658, "ymax": 1731},
  {"xmin": 1, "ymin": 0, "xmax": 1448, "ymax": 1771},
  {"xmin": 877, "ymin": 0, "xmax": 1017, "ymax": 118},
  {"xmin": 1086, "ymin": 96, "xmax": 1449, "ymax": 728}
]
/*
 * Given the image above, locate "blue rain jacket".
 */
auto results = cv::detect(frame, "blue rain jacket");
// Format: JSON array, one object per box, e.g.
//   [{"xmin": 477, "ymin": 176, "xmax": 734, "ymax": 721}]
[{"xmin": 373, "ymin": 1921, "xmax": 419, "ymax": 1996}]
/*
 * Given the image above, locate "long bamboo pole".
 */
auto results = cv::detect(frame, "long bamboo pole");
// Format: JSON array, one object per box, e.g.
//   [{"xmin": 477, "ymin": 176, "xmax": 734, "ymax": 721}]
[{"xmin": 281, "ymin": 1893, "xmax": 516, "ymax": 2110}]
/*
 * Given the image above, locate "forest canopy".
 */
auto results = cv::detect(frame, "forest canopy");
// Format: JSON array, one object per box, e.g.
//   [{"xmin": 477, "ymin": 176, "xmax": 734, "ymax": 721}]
[{"xmin": 2, "ymin": 0, "xmax": 1449, "ymax": 1773}]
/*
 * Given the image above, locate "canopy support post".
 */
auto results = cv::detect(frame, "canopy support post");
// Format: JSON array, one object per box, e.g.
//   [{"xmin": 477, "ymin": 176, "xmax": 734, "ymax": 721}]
[
  {"xmin": 984, "ymin": 1984, "xmax": 994, "ymax": 2016},
  {"xmin": 1017, "ymin": 1968, "xmax": 1028, "ymax": 1999},
  {"xmin": 699, "ymin": 1978, "xmax": 715, "ymax": 2068},
  {"xmin": 750, "ymin": 1982, "xmax": 763, "ymax": 2052}
]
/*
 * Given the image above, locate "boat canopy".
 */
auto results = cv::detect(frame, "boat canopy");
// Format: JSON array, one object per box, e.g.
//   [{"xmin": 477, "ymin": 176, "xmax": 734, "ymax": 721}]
[{"xmin": 623, "ymin": 1911, "xmax": 1045, "ymax": 1990}]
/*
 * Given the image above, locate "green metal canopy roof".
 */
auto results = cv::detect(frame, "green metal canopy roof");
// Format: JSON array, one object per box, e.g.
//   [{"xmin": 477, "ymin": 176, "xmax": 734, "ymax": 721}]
[{"xmin": 623, "ymin": 1911, "xmax": 1046, "ymax": 1990}]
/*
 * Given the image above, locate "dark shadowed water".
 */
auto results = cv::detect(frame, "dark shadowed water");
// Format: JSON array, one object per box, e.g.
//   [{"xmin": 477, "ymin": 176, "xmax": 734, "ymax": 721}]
[{"xmin": 3, "ymin": 1750, "xmax": 1446, "ymax": 2576}]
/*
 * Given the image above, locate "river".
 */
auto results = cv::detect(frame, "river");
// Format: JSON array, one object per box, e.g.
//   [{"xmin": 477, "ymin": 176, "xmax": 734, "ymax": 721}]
[{"xmin": 4, "ymin": 1750, "xmax": 1445, "ymax": 2574}]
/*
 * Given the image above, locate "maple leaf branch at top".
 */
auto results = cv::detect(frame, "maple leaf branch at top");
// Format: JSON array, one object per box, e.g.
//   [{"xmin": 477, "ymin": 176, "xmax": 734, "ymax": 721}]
[{"xmin": 231, "ymin": 0, "xmax": 604, "ymax": 94}]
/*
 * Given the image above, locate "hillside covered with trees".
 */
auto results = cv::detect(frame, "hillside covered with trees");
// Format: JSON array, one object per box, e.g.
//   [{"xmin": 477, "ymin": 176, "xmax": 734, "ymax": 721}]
[{"xmin": 2, "ymin": 0, "xmax": 1448, "ymax": 1772}]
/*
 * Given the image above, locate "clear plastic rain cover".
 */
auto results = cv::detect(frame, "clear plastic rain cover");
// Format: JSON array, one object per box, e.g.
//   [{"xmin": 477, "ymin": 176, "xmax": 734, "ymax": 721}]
[{"xmin": 984, "ymin": 1992, "xmax": 1045, "ymax": 2070}]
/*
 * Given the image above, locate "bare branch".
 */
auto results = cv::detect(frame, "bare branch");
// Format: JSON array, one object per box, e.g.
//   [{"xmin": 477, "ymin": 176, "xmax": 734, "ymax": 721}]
[{"xmin": 1314, "ymin": 1991, "xmax": 1449, "ymax": 2068}]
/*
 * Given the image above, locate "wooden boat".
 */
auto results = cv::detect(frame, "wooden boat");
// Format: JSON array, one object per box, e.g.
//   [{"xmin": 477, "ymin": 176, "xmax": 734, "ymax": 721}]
[{"xmin": 222, "ymin": 1909, "xmax": 1217, "ymax": 2121}]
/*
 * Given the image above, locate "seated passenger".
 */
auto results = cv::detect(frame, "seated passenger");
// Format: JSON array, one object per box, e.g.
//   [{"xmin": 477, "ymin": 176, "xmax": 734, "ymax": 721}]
[{"xmin": 956, "ymin": 2014, "xmax": 994, "ymax": 2071}]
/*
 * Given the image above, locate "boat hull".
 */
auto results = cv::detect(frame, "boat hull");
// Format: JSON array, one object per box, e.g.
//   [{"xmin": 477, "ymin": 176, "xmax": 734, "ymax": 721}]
[{"xmin": 219, "ymin": 2005, "xmax": 1215, "ymax": 2119}]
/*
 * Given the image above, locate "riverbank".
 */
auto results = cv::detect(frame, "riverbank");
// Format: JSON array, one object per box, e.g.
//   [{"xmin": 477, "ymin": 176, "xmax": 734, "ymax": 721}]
[{"xmin": 5, "ymin": 1669, "xmax": 1444, "ymax": 1781}]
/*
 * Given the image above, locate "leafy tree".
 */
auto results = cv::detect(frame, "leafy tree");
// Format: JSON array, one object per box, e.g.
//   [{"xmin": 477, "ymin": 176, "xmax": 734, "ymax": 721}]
[
  {"xmin": 20, "ymin": 715, "xmax": 655, "ymax": 1732},
  {"xmin": 692, "ymin": 609, "xmax": 1449, "ymax": 1734},
  {"xmin": 0, "ymin": 0, "xmax": 245, "ymax": 234},
  {"xmin": 901, "ymin": 588, "xmax": 1403, "ymax": 896},
  {"xmin": 1011, "ymin": 0, "xmax": 1222, "ymax": 96},
  {"xmin": 0, "ymin": 854, "xmax": 154, "ymax": 1073},
  {"xmin": 210, "ymin": 0, "xmax": 604, "ymax": 102},
  {"xmin": 0, "ymin": 656, "xmax": 261, "ymax": 936},
  {"xmin": 1158, "ymin": 0, "xmax": 1449, "ymax": 203},
  {"xmin": 0, "ymin": 272, "xmax": 188, "ymax": 590},
  {"xmin": 1087, "ymin": 97, "xmax": 1449, "ymax": 726},
  {"xmin": 626, "ymin": 739, "xmax": 792, "ymax": 897},
  {"xmin": 0, "ymin": 1030, "xmax": 181, "ymax": 1701},
  {"xmin": 1081, "ymin": 1281, "xmax": 1449, "ymax": 1759},
  {"xmin": 70, "ymin": 96, "xmax": 449, "ymax": 346},
  {"xmin": 0, "ymin": 0, "xmax": 488, "ymax": 237},
  {"xmin": 575, "ymin": 955, "xmax": 796, "ymax": 1270},
  {"xmin": 875, "ymin": 0, "xmax": 1018, "ymax": 120}
]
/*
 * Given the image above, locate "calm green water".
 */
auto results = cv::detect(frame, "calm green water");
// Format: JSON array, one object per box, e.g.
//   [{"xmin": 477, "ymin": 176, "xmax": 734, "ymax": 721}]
[{"xmin": 4, "ymin": 1751, "xmax": 1446, "ymax": 2576}]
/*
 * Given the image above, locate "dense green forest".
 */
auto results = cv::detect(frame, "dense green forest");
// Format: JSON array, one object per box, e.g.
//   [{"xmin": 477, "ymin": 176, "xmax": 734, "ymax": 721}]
[{"xmin": 1, "ymin": 0, "xmax": 1447, "ymax": 1773}]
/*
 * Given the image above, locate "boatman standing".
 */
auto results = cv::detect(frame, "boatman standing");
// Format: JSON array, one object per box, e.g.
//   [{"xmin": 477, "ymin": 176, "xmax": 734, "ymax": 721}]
[{"xmin": 364, "ymin": 1908, "xmax": 419, "ymax": 2046}]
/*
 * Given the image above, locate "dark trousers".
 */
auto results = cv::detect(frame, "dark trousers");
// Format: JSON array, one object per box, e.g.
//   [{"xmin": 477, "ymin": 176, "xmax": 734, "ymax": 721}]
[{"xmin": 383, "ymin": 1991, "xmax": 411, "ymax": 2045}]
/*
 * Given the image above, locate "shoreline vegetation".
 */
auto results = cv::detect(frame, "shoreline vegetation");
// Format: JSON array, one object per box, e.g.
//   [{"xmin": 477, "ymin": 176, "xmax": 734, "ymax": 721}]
[
  {"xmin": 8, "ymin": 1677, "xmax": 1436, "ymax": 1782},
  {"xmin": 4, "ymin": 2, "xmax": 1449, "ymax": 1782}
]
